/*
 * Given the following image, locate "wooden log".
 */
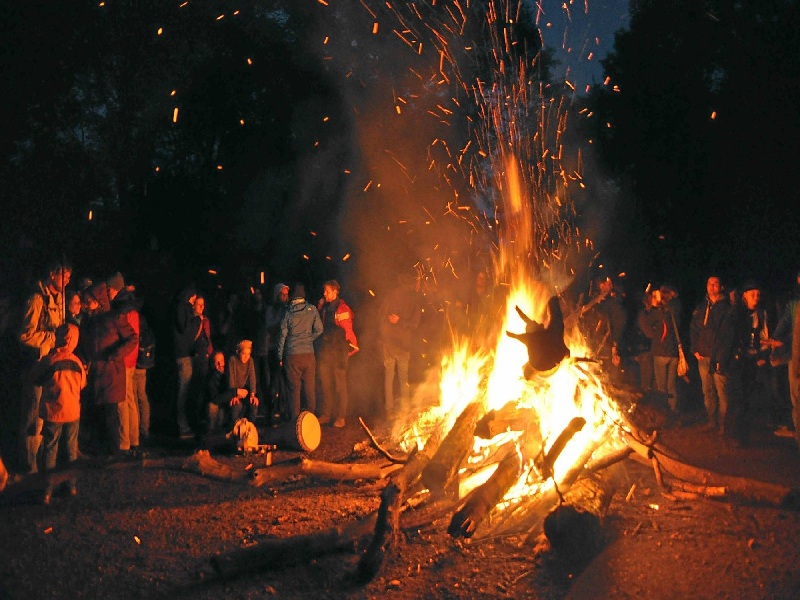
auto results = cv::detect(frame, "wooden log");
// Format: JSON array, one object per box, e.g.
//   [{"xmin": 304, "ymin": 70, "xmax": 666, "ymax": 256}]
[
  {"xmin": 474, "ymin": 402, "xmax": 541, "ymax": 442},
  {"xmin": 625, "ymin": 433, "xmax": 800, "ymax": 508},
  {"xmin": 300, "ymin": 458, "xmax": 403, "ymax": 481},
  {"xmin": 356, "ymin": 423, "xmax": 445, "ymax": 582},
  {"xmin": 448, "ymin": 447, "xmax": 522, "ymax": 538},
  {"xmin": 180, "ymin": 450, "xmax": 250, "ymax": 483},
  {"xmin": 542, "ymin": 466, "xmax": 618, "ymax": 568},
  {"xmin": 421, "ymin": 402, "xmax": 484, "ymax": 495},
  {"xmin": 211, "ymin": 511, "xmax": 379, "ymax": 578}
]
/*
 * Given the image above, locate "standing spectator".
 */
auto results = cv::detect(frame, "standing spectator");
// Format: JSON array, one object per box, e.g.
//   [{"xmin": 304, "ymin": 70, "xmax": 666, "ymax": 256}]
[
  {"xmin": 251, "ymin": 286, "xmax": 270, "ymax": 419},
  {"xmin": 278, "ymin": 283, "xmax": 323, "ymax": 421},
  {"xmin": 32, "ymin": 324, "xmax": 86, "ymax": 504},
  {"xmin": 82, "ymin": 282, "xmax": 138, "ymax": 458},
  {"xmin": 172, "ymin": 285, "xmax": 198, "ymax": 440},
  {"xmin": 134, "ymin": 312, "xmax": 155, "ymax": 444},
  {"xmin": 107, "ymin": 272, "xmax": 142, "ymax": 457},
  {"xmin": 632, "ymin": 289, "xmax": 655, "ymax": 392},
  {"xmin": 227, "ymin": 339, "xmax": 260, "ymax": 423},
  {"xmin": 316, "ymin": 280, "xmax": 359, "ymax": 428},
  {"xmin": 773, "ymin": 270, "xmax": 800, "ymax": 440},
  {"xmin": 790, "ymin": 287, "xmax": 800, "ymax": 451},
  {"xmin": 265, "ymin": 283, "xmax": 290, "ymax": 421},
  {"xmin": 638, "ymin": 285, "xmax": 681, "ymax": 414},
  {"xmin": 189, "ymin": 294, "xmax": 213, "ymax": 432},
  {"xmin": 380, "ymin": 273, "xmax": 423, "ymax": 416},
  {"xmin": 582, "ymin": 275, "xmax": 628, "ymax": 384},
  {"xmin": 18, "ymin": 260, "xmax": 72, "ymax": 474},
  {"xmin": 690, "ymin": 275, "xmax": 731, "ymax": 432},
  {"xmin": 734, "ymin": 280, "xmax": 770, "ymax": 446}
]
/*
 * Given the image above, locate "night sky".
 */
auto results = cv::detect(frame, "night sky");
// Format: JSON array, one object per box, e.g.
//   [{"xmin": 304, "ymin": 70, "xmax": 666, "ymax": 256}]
[{"xmin": 1, "ymin": 0, "xmax": 797, "ymax": 315}]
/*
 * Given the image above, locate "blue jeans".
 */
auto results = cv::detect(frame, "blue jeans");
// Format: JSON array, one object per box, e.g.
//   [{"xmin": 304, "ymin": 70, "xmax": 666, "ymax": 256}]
[
  {"xmin": 383, "ymin": 345, "xmax": 410, "ymax": 414},
  {"xmin": 175, "ymin": 357, "xmax": 193, "ymax": 435},
  {"xmin": 42, "ymin": 420, "xmax": 80, "ymax": 471},
  {"xmin": 653, "ymin": 356, "xmax": 678, "ymax": 411}
]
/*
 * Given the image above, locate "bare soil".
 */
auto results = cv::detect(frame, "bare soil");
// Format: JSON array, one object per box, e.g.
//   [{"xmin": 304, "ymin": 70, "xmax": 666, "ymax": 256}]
[{"xmin": 2, "ymin": 393, "xmax": 800, "ymax": 600}]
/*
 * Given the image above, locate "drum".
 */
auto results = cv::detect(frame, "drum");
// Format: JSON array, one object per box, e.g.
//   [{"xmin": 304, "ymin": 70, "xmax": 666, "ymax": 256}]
[{"xmin": 261, "ymin": 411, "xmax": 321, "ymax": 452}]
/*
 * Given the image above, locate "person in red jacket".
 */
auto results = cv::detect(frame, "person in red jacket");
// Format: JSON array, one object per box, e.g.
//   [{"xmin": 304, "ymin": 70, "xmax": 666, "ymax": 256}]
[
  {"xmin": 316, "ymin": 280, "xmax": 359, "ymax": 428},
  {"xmin": 33, "ymin": 323, "xmax": 87, "ymax": 503},
  {"xmin": 83, "ymin": 282, "xmax": 139, "ymax": 459}
]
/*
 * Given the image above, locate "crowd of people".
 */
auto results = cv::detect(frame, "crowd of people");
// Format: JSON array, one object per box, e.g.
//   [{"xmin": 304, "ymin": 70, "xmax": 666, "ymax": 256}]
[
  {"xmin": 577, "ymin": 271, "xmax": 800, "ymax": 451},
  {"xmin": 3, "ymin": 257, "xmax": 800, "ymax": 503}
]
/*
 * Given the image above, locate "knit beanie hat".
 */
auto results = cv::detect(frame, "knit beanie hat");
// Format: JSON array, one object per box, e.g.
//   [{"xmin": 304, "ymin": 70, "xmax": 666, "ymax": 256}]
[{"xmin": 290, "ymin": 283, "xmax": 305, "ymax": 300}]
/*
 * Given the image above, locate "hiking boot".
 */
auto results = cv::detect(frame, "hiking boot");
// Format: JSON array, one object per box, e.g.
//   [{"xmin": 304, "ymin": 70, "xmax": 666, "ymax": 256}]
[
  {"xmin": 317, "ymin": 415, "xmax": 331, "ymax": 425},
  {"xmin": 333, "ymin": 418, "xmax": 346, "ymax": 428}
]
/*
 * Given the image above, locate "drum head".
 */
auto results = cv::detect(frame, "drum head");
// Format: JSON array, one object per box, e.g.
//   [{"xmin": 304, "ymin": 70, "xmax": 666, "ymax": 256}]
[{"xmin": 296, "ymin": 411, "xmax": 321, "ymax": 452}]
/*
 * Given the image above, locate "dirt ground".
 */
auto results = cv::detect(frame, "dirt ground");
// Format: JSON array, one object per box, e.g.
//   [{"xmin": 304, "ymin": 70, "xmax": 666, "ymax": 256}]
[{"xmin": 2, "ymin": 391, "xmax": 800, "ymax": 600}]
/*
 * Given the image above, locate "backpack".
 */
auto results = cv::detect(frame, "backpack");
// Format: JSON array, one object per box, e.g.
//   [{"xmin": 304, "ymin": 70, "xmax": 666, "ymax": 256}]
[{"xmin": 137, "ymin": 316, "xmax": 156, "ymax": 369}]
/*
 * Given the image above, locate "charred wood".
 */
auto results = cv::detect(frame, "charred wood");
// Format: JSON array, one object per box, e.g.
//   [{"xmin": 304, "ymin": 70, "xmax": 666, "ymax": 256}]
[
  {"xmin": 356, "ymin": 424, "xmax": 445, "ymax": 582},
  {"xmin": 448, "ymin": 448, "xmax": 522, "ymax": 538},
  {"xmin": 421, "ymin": 402, "xmax": 485, "ymax": 495}
]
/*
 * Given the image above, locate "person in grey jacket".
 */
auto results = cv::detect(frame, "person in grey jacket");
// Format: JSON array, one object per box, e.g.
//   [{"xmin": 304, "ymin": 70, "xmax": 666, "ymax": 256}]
[{"xmin": 277, "ymin": 283, "xmax": 323, "ymax": 420}]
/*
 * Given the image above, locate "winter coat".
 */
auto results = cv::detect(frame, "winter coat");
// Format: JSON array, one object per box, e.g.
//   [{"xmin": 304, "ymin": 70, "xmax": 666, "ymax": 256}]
[
  {"xmin": 690, "ymin": 296, "xmax": 729, "ymax": 358},
  {"xmin": 84, "ymin": 282, "xmax": 139, "ymax": 405},
  {"xmin": 34, "ymin": 323, "xmax": 86, "ymax": 423},
  {"xmin": 207, "ymin": 367, "xmax": 236, "ymax": 406},
  {"xmin": 19, "ymin": 280, "xmax": 65, "ymax": 361},
  {"xmin": 277, "ymin": 298, "xmax": 323, "ymax": 359},
  {"xmin": 638, "ymin": 302, "xmax": 680, "ymax": 358}
]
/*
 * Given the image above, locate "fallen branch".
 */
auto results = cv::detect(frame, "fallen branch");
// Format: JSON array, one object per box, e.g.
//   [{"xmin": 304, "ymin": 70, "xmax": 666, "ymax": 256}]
[
  {"xmin": 358, "ymin": 418, "xmax": 407, "ymax": 464},
  {"xmin": 625, "ymin": 433, "xmax": 799, "ymax": 508},
  {"xmin": 356, "ymin": 420, "xmax": 446, "ymax": 582}
]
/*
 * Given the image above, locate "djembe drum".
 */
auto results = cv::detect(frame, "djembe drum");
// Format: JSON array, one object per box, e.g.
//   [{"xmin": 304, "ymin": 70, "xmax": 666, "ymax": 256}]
[{"xmin": 261, "ymin": 410, "xmax": 321, "ymax": 452}]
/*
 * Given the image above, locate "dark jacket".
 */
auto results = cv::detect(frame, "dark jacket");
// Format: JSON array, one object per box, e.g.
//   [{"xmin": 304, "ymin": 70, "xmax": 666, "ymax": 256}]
[
  {"xmin": 379, "ymin": 281, "xmax": 423, "ymax": 352},
  {"xmin": 206, "ymin": 367, "xmax": 236, "ymax": 406},
  {"xmin": 690, "ymin": 296, "xmax": 729, "ymax": 358},
  {"xmin": 172, "ymin": 288, "xmax": 197, "ymax": 359},
  {"xmin": 638, "ymin": 301, "xmax": 680, "ymax": 358}
]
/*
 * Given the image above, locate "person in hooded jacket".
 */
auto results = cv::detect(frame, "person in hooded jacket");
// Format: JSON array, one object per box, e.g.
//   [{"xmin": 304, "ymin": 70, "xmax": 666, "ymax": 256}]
[
  {"xmin": 277, "ymin": 283, "xmax": 323, "ymax": 420},
  {"xmin": 82, "ymin": 282, "xmax": 138, "ymax": 459},
  {"xmin": 32, "ymin": 323, "xmax": 86, "ymax": 503}
]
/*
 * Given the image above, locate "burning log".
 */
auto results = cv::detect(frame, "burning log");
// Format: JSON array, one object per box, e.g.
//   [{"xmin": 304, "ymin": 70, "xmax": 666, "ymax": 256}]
[
  {"xmin": 356, "ymin": 423, "xmax": 445, "ymax": 582},
  {"xmin": 535, "ymin": 416, "xmax": 586, "ymax": 480},
  {"xmin": 474, "ymin": 401, "xmax": 541, "ymax": 443},
  {"xmin": 448, "ymin": 446, "xmax": 522, "ymax": 538},
  {"xmin": 421, "ymin": 401, "xmax": 485, "ymax": 495}
]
